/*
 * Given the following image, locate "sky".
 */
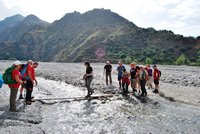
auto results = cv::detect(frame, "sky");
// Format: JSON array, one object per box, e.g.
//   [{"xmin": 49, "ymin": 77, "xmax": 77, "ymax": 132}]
[{"xmin": 0, "ymin": 0, "xmax": 200, "ymax": 37}]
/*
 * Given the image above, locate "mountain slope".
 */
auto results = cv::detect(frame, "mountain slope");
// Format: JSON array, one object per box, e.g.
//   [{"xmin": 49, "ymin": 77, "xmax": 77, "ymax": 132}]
[
  {"xmin": 0, "ymin": 14, "xmax": 24, "ymax": 33},
  {"xmin": 40, "ymin": 9, "xmax": 135, "ymax": 61},
  {"xmin": 0, "ymin": 15, "xmax": 49, "ymax": 42},
  {"xmin": 0, "ymin": 9, "xmax": 199, "ymax": 64}
]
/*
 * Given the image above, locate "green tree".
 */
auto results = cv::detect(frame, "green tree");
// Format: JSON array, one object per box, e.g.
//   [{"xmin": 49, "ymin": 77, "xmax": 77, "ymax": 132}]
[
  {"xmin": 124, "ymin": 56, "xmax": 132, "ymax": 64},
  {"xmin": 120, "ymin": 53, "xmax": 127, "ymax": 59},
  {"xmin": 133, "ymin": 59, "xmax": 138, "ymax": 64},
  {"xmin": 196, "ymin": 50, "xmax": 200, "ymax": 64},
  {"xmin": 176, "ymin": 54, "xmax": 186, "ymax": 65},
  {"xmin": 145, "ymin": 57, "xmax": 153, "ymax": 64}
]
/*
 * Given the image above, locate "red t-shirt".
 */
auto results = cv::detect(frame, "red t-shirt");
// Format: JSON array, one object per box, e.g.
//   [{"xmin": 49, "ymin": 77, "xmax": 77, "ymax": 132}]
[
  {"xmin": 122, "ymin": 72, "xmax": 130, "ymax": 85},
  {"xmin": 153, "ymin": 69, "xmax": 160, "ymax": 80},
  {"xmin": 32, "ymin": 68, "xmax": 35, "ymax": 80},
  {"xmin": 8, "ymin": 69, "xmax": 21, "ymax": 89},
  {"xmin": 27, "ymin": 65, "xmax": 35, "ymax": 80}
]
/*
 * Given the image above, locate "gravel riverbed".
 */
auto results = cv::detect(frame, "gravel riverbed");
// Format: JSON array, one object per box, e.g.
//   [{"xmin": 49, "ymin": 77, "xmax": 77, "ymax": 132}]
[{"xmin": 0, "ymin": 61, "xmax": 200, "ymax": 134}]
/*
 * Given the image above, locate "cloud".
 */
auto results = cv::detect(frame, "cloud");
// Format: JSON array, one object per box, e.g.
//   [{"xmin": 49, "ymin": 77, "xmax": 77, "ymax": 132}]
[{"xmin": 0, "ymin": 0, "xmax": 20, "ymax": 20}]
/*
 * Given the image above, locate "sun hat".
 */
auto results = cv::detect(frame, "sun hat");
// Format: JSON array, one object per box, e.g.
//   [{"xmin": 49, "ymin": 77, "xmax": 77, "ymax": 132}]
[
  {"xmin": 130, "ymin": 62, "xmax": 136, "ymax": 65},
  {"xmin": 27, "ymin": 60, "xmax": 33, "ymax": 63},
  {"xmin": 139, "ymin": 65, "xmax": 144, "ymax": 68},
  {"xmin": 14, "ymin": 60, "xmax": 22, "ymax": 66},
  {"xmin": 106, "ymin": 60, "xmax": 110, "ymax": 64}
]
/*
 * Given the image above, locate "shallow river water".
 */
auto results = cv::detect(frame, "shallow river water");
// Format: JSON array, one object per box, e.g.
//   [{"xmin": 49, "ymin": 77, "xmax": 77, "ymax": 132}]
[{"xmin": 0, "ymin": 61, "xmax": 200, "ymax": 134}]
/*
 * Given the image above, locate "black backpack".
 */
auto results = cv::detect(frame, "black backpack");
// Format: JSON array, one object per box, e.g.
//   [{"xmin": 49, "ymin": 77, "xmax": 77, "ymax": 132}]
[{"xmin": 130, "ymin": 68, "xmax": 136, "ymax": 78}]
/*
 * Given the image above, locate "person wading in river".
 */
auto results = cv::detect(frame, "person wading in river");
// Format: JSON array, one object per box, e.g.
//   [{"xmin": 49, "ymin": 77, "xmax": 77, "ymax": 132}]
[
  {"xmin": 104, "ymin": 60, "xmax": 112, "ymax": 85},
  {"xmin": 83, "ymin": 62, "xmax": 94, "ymax": 98}
]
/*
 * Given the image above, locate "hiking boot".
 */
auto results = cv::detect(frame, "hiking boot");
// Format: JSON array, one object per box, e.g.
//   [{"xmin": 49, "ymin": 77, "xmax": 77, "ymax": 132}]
[
  {"xmin": 145, "ymin": 92, "xmax": 147, "ymax": 97},
  {"xmin": 153, "ymin": 89, "xmax": 158, "ymax": 94},
  {"xmin": 19, "ymin": 95, "xmax": 24, "ymax": 99},
  {"xmin": 156, "ymin": 90, "xmax": 158, "ymax": 94},
  {"xmin": 85, "ymin": 94, "xmax": 91, "ymax": 98},
  {"xmin": 122, "ymin": 92, "xmax": 126, "ymax": 96},
  {"xmin": 133, "ymin": 89, "xmax": 137, "ymax": 92},
  {"xmin": 90, "ymin": 90, "xmax": 94, "ymax": 95},
  {"xmin": 26, "ymin": 101, "xmax": 32, "ymax": 105},
  {"xmin": 30, "ymin": 100, "xmax": 35, "ymax": 102},
  {"xmin": 140, "ymin": 93, "xmax": 145, "ymax": 97}
]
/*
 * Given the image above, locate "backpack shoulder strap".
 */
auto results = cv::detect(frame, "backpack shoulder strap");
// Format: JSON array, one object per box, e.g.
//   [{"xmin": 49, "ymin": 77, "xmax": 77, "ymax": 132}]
[{"xmin": 20, "ymin": 64, "xmax": 28, "ymax": 77}]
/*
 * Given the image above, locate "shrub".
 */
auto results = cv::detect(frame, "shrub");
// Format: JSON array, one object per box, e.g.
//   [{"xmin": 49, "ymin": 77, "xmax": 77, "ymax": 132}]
[
  {"xmin": 176, "ymin": 54, "xmax": 186, "ymax": 65},
  {"xmin": 119, "ymin": 53, "xmax": 127, "ymax": 59},
  {"xmin": 145, "ymin": 57, "xmax": 153, "ymax": 64},
  {"xmin": 123, "ymin": 56, "xmax": 132, "ymax": 64}
]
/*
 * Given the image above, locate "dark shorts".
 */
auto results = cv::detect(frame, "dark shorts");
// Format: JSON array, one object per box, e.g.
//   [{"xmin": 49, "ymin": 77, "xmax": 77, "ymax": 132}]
[
  {"xmin": 154, "ymin": 80, "xmax": 159, "ymax": 85},
  {"xmin": 25, "ymin": 80, "xmax": 33, "ymax": 101},
  {"xmin": 118, "ymin": 76, "xmax": 122, "ymax": 81},
  {"xmin": 21, "ymin": 78, "xmax": 26, "ymax": 88}
]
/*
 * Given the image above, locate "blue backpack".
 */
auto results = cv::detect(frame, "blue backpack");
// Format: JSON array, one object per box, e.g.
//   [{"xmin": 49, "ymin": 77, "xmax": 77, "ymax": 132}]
[
  {"xmin": 0, "ymin": 74, "xmax": 3, "ymax": 88},
  {"xmin": 20, "ymin": 64, "xmax": 28, "ymax": 78}
]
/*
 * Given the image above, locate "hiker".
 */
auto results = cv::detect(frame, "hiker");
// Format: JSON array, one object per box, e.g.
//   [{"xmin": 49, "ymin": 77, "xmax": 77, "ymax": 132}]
[
  {"xmin": 117, "ymin": 62, "xmax": 125, "ymax": 89},
  {"xmin": 122, "ymin": 68, "xmax": 130, "ymax": 95},
  {"xmin": 139, "ymin": 65, "xmax": 148, "ymax": 97},
  {"xmin": 83, "ymin": 62, "xmax": 94, "ymax": 97},
  {"xmin": 19, "ymin": 60, "xmax": 33, "ymax": 99},
  {"xmin": 146, "ymin": 64, "xmax": 153, "ymax": 89},
  {"xmin": 153, "ymin": 65, "xmax": 161, "ymax": 94},
  {"xmin": 130, "ymin": 63, "xmax": 137, "ymax": 93},
  {"xmin": 25, "ymin": 62, "xmax": 38, "ymax": 105},
  {"xmin": 8, "ymin": 61, "xmax": 25, "ymax": 112},
  {"xmin": 135, "ymin": 65, "xmax": 141, "ymax": 92},
  {"xmin": 104, "ymin": 60, "xmax": 112, "ymax": 85}
]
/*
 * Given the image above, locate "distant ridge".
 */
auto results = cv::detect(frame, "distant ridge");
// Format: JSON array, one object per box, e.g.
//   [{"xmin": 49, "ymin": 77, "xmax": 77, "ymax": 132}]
[
  {"xmin": 0, "ymin": 14, "xmax": 24, "ymax": 33},
  {"xmin": 0, "ymin": 14, "xmax": 49, "ymax": 42},
  {"xmin": 0, "ymin": 8, "xmax": 199, "ymax": 64}
]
